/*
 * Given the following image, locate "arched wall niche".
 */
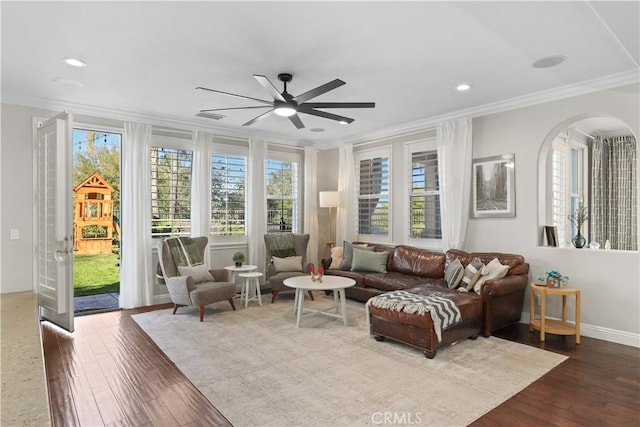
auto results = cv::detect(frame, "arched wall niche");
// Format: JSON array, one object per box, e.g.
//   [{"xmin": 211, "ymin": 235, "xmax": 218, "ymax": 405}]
[{"xmin": 537, "ymin": 113, "xmax": 638, "ymax": 250}]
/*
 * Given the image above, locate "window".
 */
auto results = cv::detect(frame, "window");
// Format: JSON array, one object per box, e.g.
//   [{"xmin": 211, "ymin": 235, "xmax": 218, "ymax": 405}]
[
  {"xmin": 266, "ymin": 158, "xmax": 299, "ymax": 233},
  {"xmin": 150, "ymin": 146, "xmax": 193, "ymax": 237},
  {"xmin": 356, "ymin": 149, "xmax": 390, "ymax": 239},
  {"xmin": 210, "ymin": 152, "xmax": 247, "ymax": 236},
  {"xmin": 409, "ymin": 148, "xmax": 442, "ymax": 241},
  {"xmin": 551, "ymin": 132, "xmax": 588, "ymax": 246}
]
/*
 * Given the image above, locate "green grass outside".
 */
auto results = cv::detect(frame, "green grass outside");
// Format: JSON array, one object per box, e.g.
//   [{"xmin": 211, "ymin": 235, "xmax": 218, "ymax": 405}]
[{"xmin": 73, "ymin": 253, "xmax": 120, "ymax": 297}]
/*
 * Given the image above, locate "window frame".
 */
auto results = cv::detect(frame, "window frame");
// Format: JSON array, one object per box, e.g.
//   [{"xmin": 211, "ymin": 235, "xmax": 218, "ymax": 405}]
[
  {"xmin": 265, "ymin": 151, "xmax": 302, "ymax": 234},
  {"xmin": 355, "ymin": 146, "xmax": 392, "ymax": 244},
  {"xmin": 210, "ymin": 143, "xmax": 248, "ymax": 241},
  {"xmin": 550, "ymin": 131, "xmax": 589, "ymax": 247},
  {"xmin": 149, "ymin": 134, "xmax": 194, "ymax": 239},
  {"xmin": 404, "ymin": 138, "xmax": 443, "ymax": 249}
]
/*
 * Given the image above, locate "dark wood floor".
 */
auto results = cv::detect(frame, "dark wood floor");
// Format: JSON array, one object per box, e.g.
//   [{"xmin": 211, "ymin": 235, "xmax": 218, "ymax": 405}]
[{"xmin": 43, "ymin": 304, "xmax": 639, "ymax": 427}]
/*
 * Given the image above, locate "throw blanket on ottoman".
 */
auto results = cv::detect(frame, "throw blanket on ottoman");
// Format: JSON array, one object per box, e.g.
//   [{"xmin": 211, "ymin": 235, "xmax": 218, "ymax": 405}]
[{"xmin": 366, "ymin": 291, "xmax": 462, "ymax": 342}]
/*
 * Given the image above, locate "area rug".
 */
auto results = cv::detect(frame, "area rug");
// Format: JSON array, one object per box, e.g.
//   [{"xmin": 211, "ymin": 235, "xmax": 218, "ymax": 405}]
[{"xmin": 133, "ymin": 295, "xmax": 567, "ymax": 426}]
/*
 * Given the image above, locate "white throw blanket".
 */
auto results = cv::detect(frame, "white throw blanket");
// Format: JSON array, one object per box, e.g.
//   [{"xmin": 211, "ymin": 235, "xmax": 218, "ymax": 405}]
[{"xmin": 366, "ymin": 291, "xmax": 462, "ymax": 342}]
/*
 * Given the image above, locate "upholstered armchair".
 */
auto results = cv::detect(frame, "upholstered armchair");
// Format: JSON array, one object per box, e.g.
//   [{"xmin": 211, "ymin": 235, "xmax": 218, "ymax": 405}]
[
  {"xmin": 158, "ymin": 236, "xmax": 236, "ymax": 321},
  {"xmin": 264, "ymin": 233, "xmax": 314, "ymax": 303}
]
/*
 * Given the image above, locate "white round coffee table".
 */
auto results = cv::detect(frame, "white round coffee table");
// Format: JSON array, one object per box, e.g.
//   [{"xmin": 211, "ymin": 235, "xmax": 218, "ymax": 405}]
[{"xmin": 283, "ymin": 275, "xmax": 356, "ymax": 327}]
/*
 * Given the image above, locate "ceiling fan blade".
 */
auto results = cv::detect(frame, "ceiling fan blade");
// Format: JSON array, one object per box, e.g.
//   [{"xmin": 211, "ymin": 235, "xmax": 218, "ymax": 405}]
[
  {"xmin": 293, "ymin": 79, "xmax": 346, "ymax": 103},
  {"xmin": 242, "ymin": 109, "xmax": 275, "ymax": 127},
  {"xmin": 196, "ymin": 86, "xmax": 272, "ymax": 105},
  {"xmin": 288, "ymin": 114, "xmax": 305, "ymax": 129},
  {"xmin": 199, "ymin": 106, "xmax": 271, "ymax": 112},
  {"xmin": 253, "ymin": 75, "xmax": 286, "ymax": 102},
  {"xmin": 301, "ymin": 102, "xmax": 375, "ymax": 109},
  {"xmin": 297, "ymin": 106, "xmax": 354, "ymax": 123}
]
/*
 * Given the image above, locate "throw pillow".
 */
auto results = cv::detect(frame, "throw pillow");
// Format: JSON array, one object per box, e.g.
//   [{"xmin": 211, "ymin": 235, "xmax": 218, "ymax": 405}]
[
  {"xmin": 177, "ymin": 264, "xmax": 214, "ymax": 284},
  {"xmin": 272, "ymin": 255, "xmax": 303, "ymax": 272},
  {"xmin": 329, "ymin": 246, "xmax": 344, "ymax": 269},
  {"xmin": 473, "ymin": 257, "xmax": 510, "ymax": 293},
  {"xmin": 350, "ymin": 248, "xmax": 388, "ymax": 273},
  {"xmin": 444, "ymin": 259, "xmax": 465, "ymax": 289},
  {"xmin": 460, "ymin": 258, "xmax": 485, "ymax": 291},
  {"xmin": 339, "ymin": 241, "xmax": 373, "ymax": 270}
]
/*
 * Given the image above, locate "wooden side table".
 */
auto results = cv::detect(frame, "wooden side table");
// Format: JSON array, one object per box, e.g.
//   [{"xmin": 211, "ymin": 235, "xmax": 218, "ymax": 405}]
[{"xmin": 530, "ymin": 283, "xmax": 581, "ymax": 344}]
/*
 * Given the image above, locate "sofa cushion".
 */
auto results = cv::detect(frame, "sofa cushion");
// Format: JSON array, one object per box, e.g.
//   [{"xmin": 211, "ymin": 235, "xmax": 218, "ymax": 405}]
[
  {"xmin": 351, "ymin": 248, "xmax": 388, "ymax": 273},
  {"xmin": 177, "ymin": 264, "xmax": 214, "ymax": 284},
  {"xmin": 460, "ymin": 258, "xmax": 485, "ymax": 291},
  {"xmin": 363, "ymin": 272, "xmax": 444, "ymax": 291},
  {"xmin": 339, "ymin": 241, "xmax": 373, "ymax": 269},
  {"xmin": 272, "ymin": 255, "xmax": 303, "ymax": 272},
  {"xmin": 473, "ymin": 258, "xmax": 510, "ymax": 293},
  {"xmin": 446, "ymin": 249, "xmax": 528, "ymax": 275},
  {"xmin": 391, "ymin": 245, "xmax": 446, "ymax": 278},
  {"xmin": 444, "ymin": 259, "xmax": 464, "ymax": 289},
  {"xmin": 329, "ymin": 246, "xmax": 344, "ymax": 269}
]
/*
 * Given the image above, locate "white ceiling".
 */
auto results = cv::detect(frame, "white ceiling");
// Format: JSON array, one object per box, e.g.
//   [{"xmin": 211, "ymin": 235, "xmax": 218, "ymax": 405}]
[{"xmin": 2, "ymin": 1, "xmax": 638, "ymax": 146}]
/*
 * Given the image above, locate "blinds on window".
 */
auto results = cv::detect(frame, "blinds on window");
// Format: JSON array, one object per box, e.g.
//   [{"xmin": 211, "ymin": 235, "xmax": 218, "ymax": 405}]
[
  {"xmin": 358, "ymin": 156, "xmax": 389, "ymax": 236},
  {"xmin": 410, "ymin": 150, "xmax": 441, "ymax": 239},
  {"xmin": 211, "ymin": 153, "xmax": 247, "ymax": 236},
  {"xmin": 266, "ymin": 159, "xmax": 299, "ymax": 233},
  {"xmin": 150, "ymin": 146, "xmax": 193, "ymax": 237},
  {"xmin": 552, "ymin": 140, "xmax": 569, "ymax": 245}
]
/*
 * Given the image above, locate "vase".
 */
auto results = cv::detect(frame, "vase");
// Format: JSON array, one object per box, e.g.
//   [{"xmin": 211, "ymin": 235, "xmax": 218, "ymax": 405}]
[
  {"xmin": 572, "ymin": 230, "xmax": 586, "ymax": 249},
  {"xmin": 235, "ymin": 261, "xmax": 242, "ymax": 267}
]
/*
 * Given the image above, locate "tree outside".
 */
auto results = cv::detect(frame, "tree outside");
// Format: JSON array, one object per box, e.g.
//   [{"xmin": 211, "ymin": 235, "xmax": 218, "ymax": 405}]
[{"xmin": 73, "ymin": 129, "xmax": 121, "ymax": 297}]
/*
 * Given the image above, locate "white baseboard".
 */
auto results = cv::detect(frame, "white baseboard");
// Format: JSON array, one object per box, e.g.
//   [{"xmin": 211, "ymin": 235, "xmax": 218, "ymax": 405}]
[{"xmin": 519, "ymin": 312, "xmax": 640, "ymax": 348}]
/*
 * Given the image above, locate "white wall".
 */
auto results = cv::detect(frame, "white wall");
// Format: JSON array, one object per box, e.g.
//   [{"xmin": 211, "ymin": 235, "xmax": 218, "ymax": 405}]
[
  {"xmin": 1, "ymin": 104, "xmax": 57, "ymax": 293},
  {"xmin": 467, "ymin": 84, "xmax": 639, "ymax": 345}
]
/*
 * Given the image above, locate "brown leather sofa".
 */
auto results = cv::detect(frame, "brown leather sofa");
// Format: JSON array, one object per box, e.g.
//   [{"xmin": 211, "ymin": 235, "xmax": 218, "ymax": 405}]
[{"xmin": 322, "ymin": 243, "xmax": 529, "ymax": 336}]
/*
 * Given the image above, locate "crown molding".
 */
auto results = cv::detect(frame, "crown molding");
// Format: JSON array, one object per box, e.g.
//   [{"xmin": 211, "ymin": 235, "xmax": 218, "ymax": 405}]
[
  {"xmin": 3, "ymin": 69, "xmax": 638, "ymax": 150},
  {"xmin": 1, "ymin": 93, "xmax": 310, "ymax": 147},
  {"xmin": 345, "ymin": 69, "xmax": 640, "ymax": 146}
]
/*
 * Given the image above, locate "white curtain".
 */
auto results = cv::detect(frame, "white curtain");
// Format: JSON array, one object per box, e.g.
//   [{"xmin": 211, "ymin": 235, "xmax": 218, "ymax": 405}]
[
  {"xmin": 247, "ymin": 137, "xmax": 267, "ymax": 274},
  {"xmin": 303, "ymin": 147, "xmax": 319, "ymax": 265},
  {"xmin": 191, "ymin": 131, "xmax": 212, "ymax": 263},
  {"xmin": 120, "ymin": 122, "xmax": 153, "ymax": 308},
  {"xmin": 336, "ymin": 143, "xmax": 358, "ymax": 245},
  {"xmin": 439, "ymin": 117, "xmax": 473, "ymax": 250}
]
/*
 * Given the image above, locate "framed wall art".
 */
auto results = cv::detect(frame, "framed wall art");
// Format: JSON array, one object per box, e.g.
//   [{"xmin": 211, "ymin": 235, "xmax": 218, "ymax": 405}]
[{"xmin": 471, "ymin": 153, "xmax": 515, "ymax": 218}]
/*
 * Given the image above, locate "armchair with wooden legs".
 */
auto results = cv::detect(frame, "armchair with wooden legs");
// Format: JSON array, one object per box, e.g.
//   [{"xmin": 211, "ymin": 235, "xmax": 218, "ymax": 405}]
[
  {"xmin": 264, "ymin": 233, "xmax": 315, "ymax": 303},
  {"xmin": 158, "ymin": 236, "xmax": 236, "ymax": 321}
]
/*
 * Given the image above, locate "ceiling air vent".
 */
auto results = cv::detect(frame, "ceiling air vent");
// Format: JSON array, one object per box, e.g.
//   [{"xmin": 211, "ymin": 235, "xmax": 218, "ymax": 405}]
[{"xmin": 196, "ymin": 112, "xmax": 225, "ymax": 120}]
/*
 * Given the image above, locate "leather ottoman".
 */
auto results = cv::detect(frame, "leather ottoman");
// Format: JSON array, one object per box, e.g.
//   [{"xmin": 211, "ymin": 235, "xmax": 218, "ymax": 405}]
[{"xmin": 368, "ymin": 286, "xmax": 482, "ymax": 359}]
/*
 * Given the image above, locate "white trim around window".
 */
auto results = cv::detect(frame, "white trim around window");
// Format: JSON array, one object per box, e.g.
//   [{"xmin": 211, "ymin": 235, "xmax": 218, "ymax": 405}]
[
  {"xmin": 404, "ymin": 138, "xmax": 443, "ymax": 250},
  {"xmin": 355, "ymin": 146, "xmax": 392, "ymax": 244}
]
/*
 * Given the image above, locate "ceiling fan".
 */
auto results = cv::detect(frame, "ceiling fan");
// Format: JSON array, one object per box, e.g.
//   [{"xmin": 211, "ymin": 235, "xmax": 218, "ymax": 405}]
[{"xmin": 196, "ymin": 73, "xmax": 375, "ymax": 129}]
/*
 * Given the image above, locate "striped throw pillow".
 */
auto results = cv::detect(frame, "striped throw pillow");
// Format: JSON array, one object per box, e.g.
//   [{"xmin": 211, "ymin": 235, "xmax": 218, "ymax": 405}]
[
  {"xmin": 444, "ymin": 259, "xmax": 465, "ymax": 289},
  {"xmin": 460, "ymin": 258, "xmax": 485, "ymax": 291}
]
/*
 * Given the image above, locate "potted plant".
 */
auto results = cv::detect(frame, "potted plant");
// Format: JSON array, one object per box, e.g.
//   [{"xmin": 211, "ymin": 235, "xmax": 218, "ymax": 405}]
[
  {"xmin": 537, "ymin": 270, "xmax": 569, "ymax": 288},
  {"xmin": 567, "ymin": 204, "xmax": 589, "ymax": 248},
  {"xmin": 232, "ymin": 251, "xmax": 246, "ymax": 267}
]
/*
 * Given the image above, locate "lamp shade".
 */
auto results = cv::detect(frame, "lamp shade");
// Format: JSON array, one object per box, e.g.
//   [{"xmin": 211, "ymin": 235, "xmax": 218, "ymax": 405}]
[{"xmin": 319, "ymin": 191, "xmax": 340, "ymax": 208}]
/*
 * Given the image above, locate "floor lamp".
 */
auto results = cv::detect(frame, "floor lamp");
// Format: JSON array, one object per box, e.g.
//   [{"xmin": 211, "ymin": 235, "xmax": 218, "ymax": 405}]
[{"xmin": 319, "ymin": 191, "xmax": 340, "ymax": 257}]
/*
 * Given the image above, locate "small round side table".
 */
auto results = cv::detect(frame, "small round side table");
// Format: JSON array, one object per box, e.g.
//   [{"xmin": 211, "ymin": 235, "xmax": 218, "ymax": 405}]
[
  {"xmin": 529, "ymin": 283, "xmax": 581, "ymax": 344},
  {"xmin": 238, "ymin": 272, "xmax": 263, "ymax": 308}
]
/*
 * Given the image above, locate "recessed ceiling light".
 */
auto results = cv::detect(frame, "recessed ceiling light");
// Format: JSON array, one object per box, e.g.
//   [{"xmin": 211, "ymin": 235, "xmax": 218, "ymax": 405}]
[
  {"xmin": 456, "ymin": 83, "xmax": 471, "ymax": 92},
  {"xmin": 309, "ymin": 128, "xmax": 325, "ymax": 133},
  {"xmin": 532, "ymin": 55, "xmax": 566, "ymax": 69},
  {"xmin": 51, "ymin": 77, "xmax": 84, "ymax": 88},
  {"xmin": 63, "ymin": 57, "xmax": 87, "ymax": 68}
]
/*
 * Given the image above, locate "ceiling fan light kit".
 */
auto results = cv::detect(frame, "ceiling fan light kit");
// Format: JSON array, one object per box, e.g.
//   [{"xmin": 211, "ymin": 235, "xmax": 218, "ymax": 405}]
[{"xmin": 197, "ymin": 72, "xmax": 375, "ymax": 129}]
